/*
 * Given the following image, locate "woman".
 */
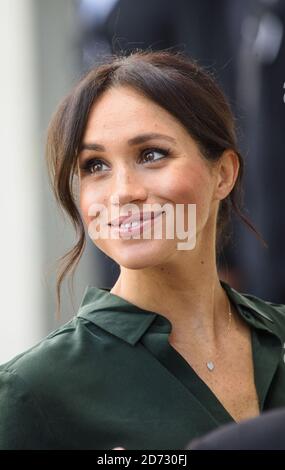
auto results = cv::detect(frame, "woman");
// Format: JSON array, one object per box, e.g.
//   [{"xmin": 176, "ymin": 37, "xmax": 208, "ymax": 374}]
[{"xmin": 1, "ymin": 50, "xmax": 285, "ymax": 450}]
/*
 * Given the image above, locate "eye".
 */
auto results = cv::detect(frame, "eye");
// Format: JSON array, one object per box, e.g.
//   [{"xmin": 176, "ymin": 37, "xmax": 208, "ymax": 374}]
[
  {"xmin": 140, "ymin": 147, "xmax": 170, "ymax": 164},
  {"xmin": 79, "ymin": 146, "xmax": 171, "ymax": 175},
  {"xmin": 79, "ymin": 158, "xmax": 109, "ymax": 175}
]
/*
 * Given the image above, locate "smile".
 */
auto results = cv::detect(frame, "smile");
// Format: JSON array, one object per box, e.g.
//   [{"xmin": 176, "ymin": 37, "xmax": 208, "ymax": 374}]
[{"xmin": 109, "ymin": 211, "xmax": 165, "ymax": 237}]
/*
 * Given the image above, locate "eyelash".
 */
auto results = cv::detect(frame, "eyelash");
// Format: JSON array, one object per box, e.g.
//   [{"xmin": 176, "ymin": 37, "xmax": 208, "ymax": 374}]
[{"xmin": 79, "ymin": 147, "xmax": 171, "ymax": 175}]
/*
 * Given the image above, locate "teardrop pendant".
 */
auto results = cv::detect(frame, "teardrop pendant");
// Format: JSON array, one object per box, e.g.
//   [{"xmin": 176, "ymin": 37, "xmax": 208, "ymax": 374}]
[{"xmin": 207, "ymin": 361, "xmax": 215, "ymax": 371}]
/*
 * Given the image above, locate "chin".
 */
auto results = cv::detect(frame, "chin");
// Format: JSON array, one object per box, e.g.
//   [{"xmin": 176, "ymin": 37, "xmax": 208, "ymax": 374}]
[{"xmin": 98, "ymin": 239, "xmax": 175, "ymax": 270}]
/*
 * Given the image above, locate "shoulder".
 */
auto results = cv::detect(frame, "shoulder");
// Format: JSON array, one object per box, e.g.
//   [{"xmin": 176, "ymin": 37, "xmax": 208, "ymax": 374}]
[
  {"xmin": 0, "ymin": 317, "xmax": 77, "ymax": 379},
  {"xmin": 0, "ymin": 317, "xmax": 78, "ymax": 397},
  {"xmin": 0, "ymin": 315, "xmax": 105, "ymax": 410},
  {"xmin": 0, "ymin": 315, "xmax": 106, "ymax": 386},
  {"xmin": 0, "ymin": 316, "xmax": 104, "ymax": 449}
]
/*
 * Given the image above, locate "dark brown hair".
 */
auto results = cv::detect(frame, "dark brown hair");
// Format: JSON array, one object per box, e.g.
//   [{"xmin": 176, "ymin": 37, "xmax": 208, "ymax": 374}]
[{"xmin": 46, "ymin": 49, "xmax": 266, "ymax": 319}]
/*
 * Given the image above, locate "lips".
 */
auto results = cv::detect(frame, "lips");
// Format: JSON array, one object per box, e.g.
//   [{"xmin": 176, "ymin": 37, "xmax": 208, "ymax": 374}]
[{"xmin": 108, "ymin": 211, "xmax": 164, "ymax": 227}]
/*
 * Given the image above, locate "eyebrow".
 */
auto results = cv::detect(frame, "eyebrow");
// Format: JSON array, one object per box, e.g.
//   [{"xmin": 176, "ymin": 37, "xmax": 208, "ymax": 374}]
[{"xmin": 79, "ymin": 133, "xmax": 177, "ymax": 153}]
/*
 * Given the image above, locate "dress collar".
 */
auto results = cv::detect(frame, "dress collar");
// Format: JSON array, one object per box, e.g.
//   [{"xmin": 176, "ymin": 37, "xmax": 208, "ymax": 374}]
[{"xmin": 77, "ymin": 280, "xmax": 281, "ymax": 345}]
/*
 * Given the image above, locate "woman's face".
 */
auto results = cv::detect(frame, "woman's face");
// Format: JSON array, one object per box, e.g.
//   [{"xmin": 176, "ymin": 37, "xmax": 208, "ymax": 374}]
[{"xmin": 77, "ymin": 85, "xmax": 221, "ymax": 269}]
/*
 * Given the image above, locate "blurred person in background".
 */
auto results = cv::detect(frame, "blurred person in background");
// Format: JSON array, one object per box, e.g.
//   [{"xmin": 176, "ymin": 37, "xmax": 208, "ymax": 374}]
[
  {"xmin": 188, "ymin": 407, "xmax": 285, "ymax": 449},
  {"xmin": 0, "ymin": 50, "xmax": 285, "ymax": 449}
]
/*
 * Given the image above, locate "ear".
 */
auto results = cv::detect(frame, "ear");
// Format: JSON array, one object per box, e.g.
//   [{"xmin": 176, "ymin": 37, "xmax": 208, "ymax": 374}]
[{"xmin": 214, "ymin": 150, "xmax": 240, "ymax": 201}]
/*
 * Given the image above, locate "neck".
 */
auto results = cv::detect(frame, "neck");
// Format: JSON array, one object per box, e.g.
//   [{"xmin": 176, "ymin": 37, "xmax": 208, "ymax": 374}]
[{"xmin": 110, "ymin": 233, "xmax": 230, "ymax": 345}]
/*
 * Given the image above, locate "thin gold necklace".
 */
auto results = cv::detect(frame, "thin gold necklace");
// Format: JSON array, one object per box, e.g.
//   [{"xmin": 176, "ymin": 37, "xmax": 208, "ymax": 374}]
[{"xmin": 206, "ymin": 297, "xmax": 232, "ymax": 372}]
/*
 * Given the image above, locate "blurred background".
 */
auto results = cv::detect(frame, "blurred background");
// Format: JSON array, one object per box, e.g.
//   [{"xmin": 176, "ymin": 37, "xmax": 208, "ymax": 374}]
[{"xmin": 0, "ymin": 0, "xmax": 284, "ymax": 363}]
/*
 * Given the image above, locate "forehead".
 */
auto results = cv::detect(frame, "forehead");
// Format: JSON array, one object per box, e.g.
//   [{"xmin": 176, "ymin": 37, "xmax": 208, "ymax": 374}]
[{"xmin": 82, "ymin": 86, "xmax": 188, "ymax": 141}]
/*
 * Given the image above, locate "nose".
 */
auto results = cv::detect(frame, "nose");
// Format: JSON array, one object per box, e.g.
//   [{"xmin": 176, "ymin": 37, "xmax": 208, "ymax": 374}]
[{"xmin": 109, "ymin": 166, "xmax": 148, "ymax": 205}]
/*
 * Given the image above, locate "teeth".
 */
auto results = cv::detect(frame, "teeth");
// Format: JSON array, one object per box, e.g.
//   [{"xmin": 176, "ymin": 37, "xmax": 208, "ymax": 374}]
[{"xmin": 120, "ymin": 221, "xmax": 141, "ymax": 229}]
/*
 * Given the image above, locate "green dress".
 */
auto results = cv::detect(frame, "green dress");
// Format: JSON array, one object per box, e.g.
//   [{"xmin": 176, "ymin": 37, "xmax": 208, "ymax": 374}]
[{"xmin": 0, "ymin": 280, "xmax": 285, "ymax": 449}]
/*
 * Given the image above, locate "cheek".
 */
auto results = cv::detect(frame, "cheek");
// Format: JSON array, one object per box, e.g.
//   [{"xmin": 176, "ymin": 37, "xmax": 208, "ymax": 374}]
[
  {"xmin": 161, "ymin": 163, "xmax": 211, "ymax": 205},
  {"xmin": 161, "ymin": 163, "xmax": 214, "ymax": 233},
  {"xmin": 79, "ymin": 183, "xmax": 106, "ymax": 227}
]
